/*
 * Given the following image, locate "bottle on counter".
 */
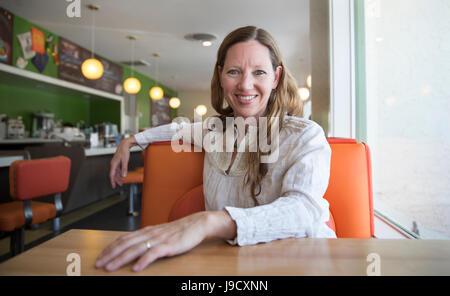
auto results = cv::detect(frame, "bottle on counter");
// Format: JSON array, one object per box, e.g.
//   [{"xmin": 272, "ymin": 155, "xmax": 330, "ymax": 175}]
[
  {"xmin": 0, "ymin": 114, "xmax": 7, "ymax": 140},
  {"xmin": 7, "ymin": 116, "xmax": 25, "ymax": 139}
]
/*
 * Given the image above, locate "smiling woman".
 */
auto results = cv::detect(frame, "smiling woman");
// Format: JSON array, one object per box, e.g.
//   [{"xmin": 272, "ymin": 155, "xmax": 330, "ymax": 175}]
[{"xmin": 97, "ymin": 26, "xmax": 335, "ymax": 273}]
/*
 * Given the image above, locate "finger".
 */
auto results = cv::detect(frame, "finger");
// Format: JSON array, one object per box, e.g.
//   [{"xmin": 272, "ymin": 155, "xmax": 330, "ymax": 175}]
[
  {"xmin": 109, "ymin": 158, "xmax": 120, "ymax": 188},
  {"xmin": 120, "ymin": 152, "xmax": 129, "ymax": 178},
  {"xmin": 96, "ymin": 226, "xmax": 154, "ymax": 264},
  {"xmin": 95, "ymin": 231, "xmax": 149, "ymax": 268},
  {"xmin": 132, "ymin": 244, "xmax": 169, "ymax": 272},
  {"xmin": 114, "ymin": 169, "xmax": 124, "ymax": 187},
  {"xmin": 105, "ymin": 242, "xmax": 148, "ymax": 272}
]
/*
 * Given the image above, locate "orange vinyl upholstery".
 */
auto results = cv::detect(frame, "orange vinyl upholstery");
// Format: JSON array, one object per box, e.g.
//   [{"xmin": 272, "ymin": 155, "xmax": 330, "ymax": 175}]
[
  {"xmin": 121, "ymin": 170, "xmax": 144, "ymax": 184},
  {"xmin": 121, "ymin": 150, "xmax": 146, "ymax": 184},
  {"xmin": 140, "ymin": 139, "xmax": 374, "ymax": 238},
  {"xmin": 141, "ymin": 142, "xmax": 204, "ymax": 227},
  {"xmin": 0, "ymin": 201, "xmax": 57, "ymax": 232},
  {"xmin": 324, "ymin": 141, "xmax": 374, "ymax": 237},
  {"xmin": 9, "ymin": 156, "xmax": 71, "ymax": 201},
  {"xmin": 0, "ymin": 156, "xmax": 71, "ymax": 255}
]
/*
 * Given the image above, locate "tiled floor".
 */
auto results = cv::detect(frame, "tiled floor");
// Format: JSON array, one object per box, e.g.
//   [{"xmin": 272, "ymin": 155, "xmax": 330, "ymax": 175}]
[{"xmin": 0, "ymin": 194, "xmax": 141, "ymax": 263}]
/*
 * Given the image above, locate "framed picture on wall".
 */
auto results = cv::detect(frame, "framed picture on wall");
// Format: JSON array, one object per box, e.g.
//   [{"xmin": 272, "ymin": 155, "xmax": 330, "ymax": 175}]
[
  {"xmin": 151, "ymin": 96, "xmax": 171, "ymax": 127},
  {"xmin": 0, "ymin": 7, "xmax": 14, "ymax": 65}
]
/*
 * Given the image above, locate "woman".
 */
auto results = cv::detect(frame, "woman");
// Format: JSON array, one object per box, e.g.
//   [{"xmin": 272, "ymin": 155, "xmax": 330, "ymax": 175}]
[{"xmin": 96, "ymin": 26, "xmax": 336, "ymax": 272}]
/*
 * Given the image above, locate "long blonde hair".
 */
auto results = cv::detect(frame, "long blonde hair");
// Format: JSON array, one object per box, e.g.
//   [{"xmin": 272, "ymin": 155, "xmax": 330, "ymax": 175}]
[{"xmin": 210, "ymin": 26, "xmax": 302, "ymax": 204}]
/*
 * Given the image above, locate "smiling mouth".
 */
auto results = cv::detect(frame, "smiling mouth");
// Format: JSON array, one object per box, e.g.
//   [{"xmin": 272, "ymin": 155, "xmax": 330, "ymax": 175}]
[{"xmin": 236, "ymin": 95, "xmax": 257, "ymax": 104}]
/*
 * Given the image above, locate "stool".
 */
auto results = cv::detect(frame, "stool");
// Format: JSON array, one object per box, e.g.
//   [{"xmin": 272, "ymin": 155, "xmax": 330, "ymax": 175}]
[
  {"xmin": 0, "ymin": 156, "xmax": 71, "ymax": 256},
  {"xmin": 121, "ymin": 168, "xmax": 143, "ymax": 216}
]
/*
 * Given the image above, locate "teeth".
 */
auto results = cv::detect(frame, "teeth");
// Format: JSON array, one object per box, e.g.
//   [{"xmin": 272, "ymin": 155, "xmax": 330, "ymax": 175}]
[{"xmin": 238, "ymin": 95, "xmax": 256, "ymax": 101}]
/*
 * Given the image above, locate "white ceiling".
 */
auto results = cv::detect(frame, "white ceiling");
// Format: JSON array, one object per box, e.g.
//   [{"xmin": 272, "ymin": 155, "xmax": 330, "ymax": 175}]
[{"xmin": 0, "ymin": 0, "xmax": 311, "ymax": 94}]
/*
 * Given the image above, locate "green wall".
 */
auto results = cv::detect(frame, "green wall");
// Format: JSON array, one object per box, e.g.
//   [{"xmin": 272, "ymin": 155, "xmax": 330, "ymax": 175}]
[
  {"xmin": 1, "ymin": 11, "xmax": 177, "ymax": 133},
  {"xmin": 0, "ymin": 83, "xmax": 90, "ymax": 131}
]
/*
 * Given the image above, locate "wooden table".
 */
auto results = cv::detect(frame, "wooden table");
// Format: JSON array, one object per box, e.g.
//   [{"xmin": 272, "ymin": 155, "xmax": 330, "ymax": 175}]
[{"xmin": 0, "ymin": 229, "xmax": 449, "ymax": 276}]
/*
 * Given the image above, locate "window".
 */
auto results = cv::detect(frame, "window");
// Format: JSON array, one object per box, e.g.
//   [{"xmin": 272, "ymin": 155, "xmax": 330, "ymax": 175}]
[{"xmin": 362, "ymin": 0, "xmax": 450, "ymax": 238}]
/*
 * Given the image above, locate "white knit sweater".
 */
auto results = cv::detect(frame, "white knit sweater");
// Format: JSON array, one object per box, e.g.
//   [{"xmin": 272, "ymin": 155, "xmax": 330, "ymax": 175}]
[{"xmin": 134, "ymin": 115, "xmax": 337, "ymax": 245}]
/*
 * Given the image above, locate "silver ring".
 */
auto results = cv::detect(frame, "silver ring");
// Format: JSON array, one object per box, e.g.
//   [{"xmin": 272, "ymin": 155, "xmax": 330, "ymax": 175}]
[{"xmin": 145, "ymin": 240, "xmax": 152, "ymax": 250}]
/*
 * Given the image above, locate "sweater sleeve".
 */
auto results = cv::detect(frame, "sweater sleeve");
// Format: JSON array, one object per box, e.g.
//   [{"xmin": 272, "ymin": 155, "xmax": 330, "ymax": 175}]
[
  {"xmin": 224, "ymin": 123, "xmax": 336, "ymax": 246},
  {"xmin": 133, "ymin": 121, "xmax": 204, "ymax": 150}
]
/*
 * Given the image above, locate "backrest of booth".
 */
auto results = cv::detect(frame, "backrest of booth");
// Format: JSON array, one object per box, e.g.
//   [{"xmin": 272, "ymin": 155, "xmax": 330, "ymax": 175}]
[
  {"xmin": 324, "ymin": 142, "xmax": 374, "ymax": 238},
  {"xmin": 140, "ymin": 142, "xmax": 204, "ymax": 228},
  {"xmin": 140, "ymin": 140, "xmax": 374, "ymax": 238}
]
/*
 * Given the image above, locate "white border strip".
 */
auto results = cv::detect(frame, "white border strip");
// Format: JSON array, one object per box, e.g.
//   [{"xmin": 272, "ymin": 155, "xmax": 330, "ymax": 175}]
[{"xmin": 328, "ymin": 0, "xmax": 356, "ymax": 138}]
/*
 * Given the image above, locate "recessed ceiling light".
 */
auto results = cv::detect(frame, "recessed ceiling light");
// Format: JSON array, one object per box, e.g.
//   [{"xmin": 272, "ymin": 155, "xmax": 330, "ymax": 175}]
[
  {"xmin": 202, "ymin": 41, "xmax": 212, "ymax": 47},
  {"xmin": 185, "ymin": 33, "xmax": 216, "ymax": 47}
]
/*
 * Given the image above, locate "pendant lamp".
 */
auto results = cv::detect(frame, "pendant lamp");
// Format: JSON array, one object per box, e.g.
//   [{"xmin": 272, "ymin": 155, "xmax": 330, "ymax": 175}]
[
  {"xmin": 169, "ymin": 97, "xmax": 181, "ymax": 109},
  {"xmin": 195, "ymin": 104, "xmax": 207, "ymax": 116},
  {"xmin": 150, "ymin": 53, "xmax": 164, "ymax": 100},
  {"xmin": 298, "ymin": 87, "xmax": 310, "ymax": 101},
  {"xmin": 123, "ymin": 35, "xmax": 141, "ymax": 94},
  {"xmin": 81, "ymin": 4, "xmax": 104, "ymax": 80}
]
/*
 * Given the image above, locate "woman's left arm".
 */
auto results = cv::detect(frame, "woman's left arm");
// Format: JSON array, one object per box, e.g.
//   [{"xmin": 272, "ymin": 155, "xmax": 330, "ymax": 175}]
[{"xmin": 95, "ymin": 210, "xmax": 236, "ymax": 272}]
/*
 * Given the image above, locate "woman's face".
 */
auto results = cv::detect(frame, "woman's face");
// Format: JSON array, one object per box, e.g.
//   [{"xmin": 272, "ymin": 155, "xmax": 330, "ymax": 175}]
[{"xmin": 219, "ymin": 40, "xmax": 282, "ymax": 119}]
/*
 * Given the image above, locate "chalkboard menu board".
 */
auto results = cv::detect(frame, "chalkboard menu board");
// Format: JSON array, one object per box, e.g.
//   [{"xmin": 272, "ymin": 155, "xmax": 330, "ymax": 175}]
[
  {"xmin": 151, "ymin": 96, "xmax": 171, "ymax": 127},
  {"xmin": 0, "ymin": 7, "xmax": 14, "ymax": 65},
  {"xmin": 58, "ymin": 37, "xmax": 123, "ymax": 95}
]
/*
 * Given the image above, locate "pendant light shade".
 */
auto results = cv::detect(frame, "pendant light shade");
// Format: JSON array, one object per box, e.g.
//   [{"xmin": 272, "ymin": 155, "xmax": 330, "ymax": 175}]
[
  {"xmin": 82, "ymin": 4, "xmax": 103, "ymax": 80},
  {"xmin": 81, "ymin": 58, "xmax": 104, "ymax": 80},
  {"xmin": 150, "ymin": 53, "xmax": 164, "ymax": 100},
  {"xmin": 122, "ymin": 35, "xmax": 141, "ymax": 94},
  {"xmin": 169, "ymin": 97, "xmax": 181, "ymax": 109},
  {"xmin": 150, "ymin": 86, "xmax": 164, "ymax": 100},
  {"xmin": 195, "ymin": 104, "xmax": 207, "ymax": 116},
  {"xmin": 124, "ymin": 77, "xmax": 141, "ymax": 94},
  {"xmin": 298, "ymin": 87, "xmax": 310, "ymax": 101}
]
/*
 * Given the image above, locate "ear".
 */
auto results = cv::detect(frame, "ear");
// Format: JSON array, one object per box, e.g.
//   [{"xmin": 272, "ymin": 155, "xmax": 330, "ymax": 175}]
[{"xmin": 272, "ymin": 65, "xmax": 282, "ymax": 89}]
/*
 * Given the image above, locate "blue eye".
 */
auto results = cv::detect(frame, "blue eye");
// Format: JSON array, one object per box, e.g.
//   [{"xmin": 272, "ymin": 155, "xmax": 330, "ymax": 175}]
[
  {"xmin": 255, "ymin": 70, "xmax": 266, "ymax": 75},
  {"xmin": 227, "ymin": 69, "xmax": 239, "ymax": 75}
]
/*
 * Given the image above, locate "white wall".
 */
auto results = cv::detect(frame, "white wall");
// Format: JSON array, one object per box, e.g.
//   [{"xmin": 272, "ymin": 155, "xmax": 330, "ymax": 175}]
[{"xmin": 176, "ymin": 90, "xmax": 218, "ymax": 121}]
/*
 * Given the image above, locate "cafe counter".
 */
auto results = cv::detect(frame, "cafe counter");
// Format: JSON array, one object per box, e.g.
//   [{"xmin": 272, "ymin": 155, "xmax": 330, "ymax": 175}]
[{"xmin": 0, "ymin": 140, "xmax": 143, "ymax": 213}]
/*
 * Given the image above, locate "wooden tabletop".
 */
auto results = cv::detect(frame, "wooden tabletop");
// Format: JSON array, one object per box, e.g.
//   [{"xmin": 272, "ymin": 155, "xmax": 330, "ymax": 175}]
[{"xmin": 1, "ymin": 229, "xmax": 449, "ymax": 276}]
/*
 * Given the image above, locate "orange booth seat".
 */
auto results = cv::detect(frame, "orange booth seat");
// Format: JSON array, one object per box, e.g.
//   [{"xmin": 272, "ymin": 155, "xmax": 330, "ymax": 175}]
[
  {"xmin": 141, "ymin": 139, "xmax": 374, "ymax": 238},
  {"xmin": 0, "ymin": 156, "xmax": 71, "ymax": 255}
]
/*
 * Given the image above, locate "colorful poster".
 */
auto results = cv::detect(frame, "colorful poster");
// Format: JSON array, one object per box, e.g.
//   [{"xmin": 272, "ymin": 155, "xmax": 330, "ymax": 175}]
[
  {"xmin": 17, "ymin": 31, "xmax": 36, "ymax": 59},
  {"xmin": 32, "ymin": 53, "xmax": 49, "ymax": 73},
  {"xmin": 151, "ymin": 96, "xmax": 171, "ymax": 127},
  {"xmin": 0, "ymin": 7, "xmax": 14, "ymax": 65},
  {"xmin": 31, "ymin": 26, "xmax": 45, "ymax": 54}
]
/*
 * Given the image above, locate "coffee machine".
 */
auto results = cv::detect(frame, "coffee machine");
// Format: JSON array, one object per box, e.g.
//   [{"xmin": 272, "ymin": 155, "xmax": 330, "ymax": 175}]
[
  {"xmin": 97, "ymin": 122, "xmax": 119, "ymax": 147},
  {"xmin": 32, "ymin": 111, "xmax": 55, "ymax": 138}
]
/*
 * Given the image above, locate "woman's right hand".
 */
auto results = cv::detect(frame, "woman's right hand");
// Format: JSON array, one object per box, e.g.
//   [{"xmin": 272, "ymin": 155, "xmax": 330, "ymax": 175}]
[{"xmin": 109, "ymin": 136, "xmax": 137, "ymax": 189}]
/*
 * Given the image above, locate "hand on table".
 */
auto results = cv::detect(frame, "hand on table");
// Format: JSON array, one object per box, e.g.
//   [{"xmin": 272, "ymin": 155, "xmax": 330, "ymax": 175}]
[{"xmin": 95, "ymin": 212, "xmax": 214, "ymax": 272}]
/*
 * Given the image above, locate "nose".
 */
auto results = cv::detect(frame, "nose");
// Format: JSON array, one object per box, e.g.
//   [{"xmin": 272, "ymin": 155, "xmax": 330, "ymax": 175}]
[{"xmin": 238, "ymin": 71, "xmax": 254, "ymax": 90}]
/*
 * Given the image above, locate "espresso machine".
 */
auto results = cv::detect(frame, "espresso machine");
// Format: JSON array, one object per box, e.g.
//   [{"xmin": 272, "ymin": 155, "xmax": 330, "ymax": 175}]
[
  {"xmin": 31, "ymin": 111, "xmax": 55, "ymax": 138},
  {"xmin": 97, "ymin": 122, "xmax": 119, "ymax": 147}
]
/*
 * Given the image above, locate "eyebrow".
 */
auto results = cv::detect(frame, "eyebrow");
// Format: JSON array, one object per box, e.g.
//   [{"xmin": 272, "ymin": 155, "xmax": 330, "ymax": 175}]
[{"xmin": 226, "ymin": 64, "xmax": 269, "ymax": 69}]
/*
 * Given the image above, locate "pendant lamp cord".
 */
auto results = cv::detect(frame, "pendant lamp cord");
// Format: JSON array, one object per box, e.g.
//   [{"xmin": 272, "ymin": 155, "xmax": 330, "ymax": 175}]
[
  {"xmin": 131, "ymin": 38, "xmax": 135, "ymax": 77},
  {"xmin": 91, "ymin": 9, "xmax": 95, "ymax": 58}
]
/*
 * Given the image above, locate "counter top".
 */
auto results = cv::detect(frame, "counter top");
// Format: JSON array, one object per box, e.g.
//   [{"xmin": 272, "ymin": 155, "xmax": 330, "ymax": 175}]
[
  {"xmin": 84, "ymin": 145, "xmax": 142, "ymax": 157},
  {"xmin": 0, "ymin": 146, "xmax": 142, "ymax": 167},
  {"xmin": 0, "ymin": 138, "xmax": 86, "ymax": 144}
]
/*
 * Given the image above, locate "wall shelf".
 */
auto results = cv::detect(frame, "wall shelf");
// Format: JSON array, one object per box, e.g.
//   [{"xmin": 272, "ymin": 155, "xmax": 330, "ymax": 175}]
[
  {"xmin": 0, "ymin": 63, "xmax": 123, "ymax": 101},
  {"xmin": 0, "ymin": 63, "xmax": 128, "ymax": 133}
]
